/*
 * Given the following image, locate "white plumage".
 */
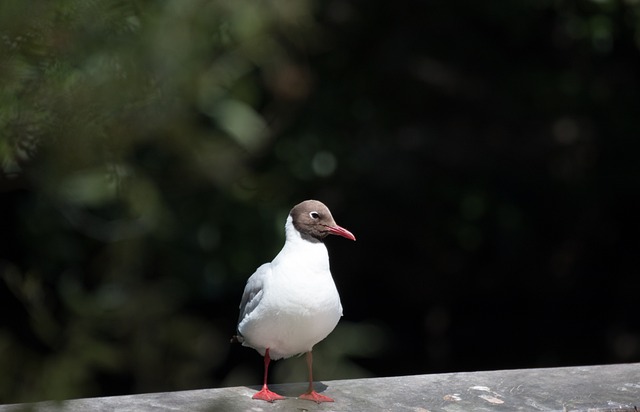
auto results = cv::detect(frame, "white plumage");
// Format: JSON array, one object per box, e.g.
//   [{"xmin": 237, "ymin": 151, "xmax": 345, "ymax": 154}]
[{"xmin": 237, "ymin": 215, "xmax": 343, "ymax": 360}]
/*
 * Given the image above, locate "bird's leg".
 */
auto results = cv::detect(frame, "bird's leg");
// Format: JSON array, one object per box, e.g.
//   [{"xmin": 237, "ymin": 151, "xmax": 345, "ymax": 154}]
[
  {"xmin": 252, "ymin": 348, "xmax": 285, "ymax": 402},
  {"xmin": 299, "ymin": 351, "xmax": 334, "ymax": 403}
]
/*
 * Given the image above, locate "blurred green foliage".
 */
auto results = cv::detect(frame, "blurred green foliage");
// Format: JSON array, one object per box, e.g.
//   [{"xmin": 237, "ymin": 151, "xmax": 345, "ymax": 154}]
[
  {"xmin": 2, "ymin": 0, "xmax": 640, "ymax": 405},
  {"xmin": 0, "ymin": 0, "xmax": 353, "ymax": 403}
]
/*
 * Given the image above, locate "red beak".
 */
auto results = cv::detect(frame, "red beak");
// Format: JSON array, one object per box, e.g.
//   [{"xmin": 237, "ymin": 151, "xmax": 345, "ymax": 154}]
[{"xmin": 327, "ymin": 225, "xmax": 356, "ymax": 241}]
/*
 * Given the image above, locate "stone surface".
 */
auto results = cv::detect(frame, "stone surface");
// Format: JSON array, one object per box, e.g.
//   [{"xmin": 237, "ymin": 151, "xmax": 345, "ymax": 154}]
[{"xmin": 1, "ymin": 363, "xmax": 639, "ymax": 411}]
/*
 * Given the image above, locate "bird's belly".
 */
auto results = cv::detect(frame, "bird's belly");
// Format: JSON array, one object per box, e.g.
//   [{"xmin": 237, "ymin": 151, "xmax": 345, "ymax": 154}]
[{"xmin": 239, "ymin": 289, "xmax": 342, "ymax": 360}]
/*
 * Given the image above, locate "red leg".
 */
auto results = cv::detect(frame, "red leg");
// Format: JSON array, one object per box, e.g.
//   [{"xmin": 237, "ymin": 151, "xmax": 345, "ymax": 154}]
[
  {"xmin": 252, "ymin": 348, "xmax": 285, "ymax": 402},
  {"xmin": 299, "ymin": 351, "xmax": 334, "ymax": 403}
]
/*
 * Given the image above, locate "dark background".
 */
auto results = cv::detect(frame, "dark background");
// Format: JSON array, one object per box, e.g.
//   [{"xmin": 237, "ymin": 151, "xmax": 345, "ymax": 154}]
[{"xmin": 1, "ymin": 0, "xmax": 639, "ymax": 404}]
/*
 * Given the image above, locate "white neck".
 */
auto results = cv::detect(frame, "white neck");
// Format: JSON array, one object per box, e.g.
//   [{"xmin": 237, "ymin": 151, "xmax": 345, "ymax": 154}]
[{"xmin": 272, "ymin": 215, "xmax": 330, "ymax": 272}]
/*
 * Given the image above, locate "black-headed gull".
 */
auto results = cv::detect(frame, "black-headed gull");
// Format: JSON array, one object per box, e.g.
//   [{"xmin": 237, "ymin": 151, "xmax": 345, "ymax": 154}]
[{"xmin": 232, "ymin": 200, "xmax": 355, "ymax": 403}]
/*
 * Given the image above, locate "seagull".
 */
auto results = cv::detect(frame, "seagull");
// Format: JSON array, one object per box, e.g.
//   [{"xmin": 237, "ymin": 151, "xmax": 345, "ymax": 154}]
[{"xmin": 232, "ymin": 200, "xmax": 356, "ymax": 403}]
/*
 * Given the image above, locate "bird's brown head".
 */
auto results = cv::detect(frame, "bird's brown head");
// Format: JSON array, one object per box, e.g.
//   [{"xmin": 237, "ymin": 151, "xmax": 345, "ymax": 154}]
[{"xmin": 290, "ymin": 200, "xmax": 356, "ymax": 242}]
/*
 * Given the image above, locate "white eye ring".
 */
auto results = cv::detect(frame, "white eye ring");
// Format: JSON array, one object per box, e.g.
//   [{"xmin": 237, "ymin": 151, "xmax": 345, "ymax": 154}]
[{"xmin": 309, "ymin": 211, "xmax": 320, "ymax": 219}]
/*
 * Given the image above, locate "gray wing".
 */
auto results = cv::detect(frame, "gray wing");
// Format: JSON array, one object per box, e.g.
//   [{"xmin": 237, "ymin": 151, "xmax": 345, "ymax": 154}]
[{"xmin": 236, "ymin": 263, "xmax": 270, "ymax": 334}]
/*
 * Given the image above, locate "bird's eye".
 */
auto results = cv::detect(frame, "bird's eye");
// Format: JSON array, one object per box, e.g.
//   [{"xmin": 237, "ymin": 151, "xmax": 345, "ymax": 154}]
[{"xmin": 309, "ymin": 211, "xmax": 320, "ymax": 219}]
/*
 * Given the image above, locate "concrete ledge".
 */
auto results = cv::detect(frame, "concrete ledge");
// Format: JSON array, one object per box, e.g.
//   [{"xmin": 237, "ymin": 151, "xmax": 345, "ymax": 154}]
[{"xmin": 1, "ymin": 363, "xmax": 638, "ymax": 411}]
